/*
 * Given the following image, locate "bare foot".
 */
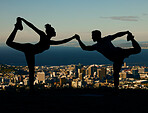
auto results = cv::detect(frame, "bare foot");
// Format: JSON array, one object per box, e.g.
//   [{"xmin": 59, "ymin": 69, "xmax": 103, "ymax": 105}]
[
  {"xmin": 127, "ymin": 32, "xmax": 134, "ymax": 41},
  {"xmin": 15, "ymin": 17, "xmax": 23, "ymax": 31}
]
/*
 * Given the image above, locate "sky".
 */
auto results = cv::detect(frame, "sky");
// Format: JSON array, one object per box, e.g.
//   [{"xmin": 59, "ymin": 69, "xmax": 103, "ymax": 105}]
[{"xmin": 0, "ymin": 0, "xmax": 148, "ymax": 45}]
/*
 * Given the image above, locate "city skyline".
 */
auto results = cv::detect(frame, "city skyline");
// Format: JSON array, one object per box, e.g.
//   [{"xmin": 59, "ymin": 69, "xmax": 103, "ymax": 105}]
[
  {"xmin": 0, "ymin": 63, "xmax": 148, "ymax": 90},
  {"xmin": 0, "ymin": 0, "xmax": 148, "ymax": 45}
]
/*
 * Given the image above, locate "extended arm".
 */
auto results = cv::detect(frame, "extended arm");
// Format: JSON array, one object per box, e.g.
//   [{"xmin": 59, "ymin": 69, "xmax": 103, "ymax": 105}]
[
  {"xmin": 109, "ymin": 31, "xmax": 129, "ymax": 40},
  {"xmin": 21, "ymin": 17, "xmax": 43, "ymax": 35},
  {"xmin": 49, "ymin": 35, "xmax": 76, "ymax": 45},
  {"xmin": 76, "ymin": 35, "xmax": 95, "ymax": 51}
]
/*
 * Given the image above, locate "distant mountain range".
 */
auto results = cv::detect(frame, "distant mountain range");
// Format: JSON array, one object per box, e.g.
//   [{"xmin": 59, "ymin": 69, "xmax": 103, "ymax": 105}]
[
  {"xmin": 113, "ymin": 40, "xmax": 148, "ymax": 49},
  {"xmin": 1, "ymin": 40, "xmax": 148, "ymax": 49},
  {"xmin": 61, "ymin": 40, "xmax": 148, "ymax": 49}
]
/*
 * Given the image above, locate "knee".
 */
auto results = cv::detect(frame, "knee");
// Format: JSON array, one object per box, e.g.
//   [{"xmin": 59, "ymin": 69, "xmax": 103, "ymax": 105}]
[
  {"xmin": 6, "ymin": 40, "xmax": 9, "ymax": 45},
  {"xmin": 134, "ymin": 47, "xmax": 141, "ymax": 54},
  {"xmin": 138, "ymin": 47, "xmax": 141, "ymax": 53},
  {"xmin": 6, "ymin": 40, "xmax": 11, "ymax": 46}
]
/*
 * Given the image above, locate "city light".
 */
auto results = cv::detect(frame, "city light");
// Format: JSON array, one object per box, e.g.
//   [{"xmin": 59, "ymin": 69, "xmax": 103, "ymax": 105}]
[{"xmin": 0, "ymin": 63, "xmax": 148, "ymax": 90}]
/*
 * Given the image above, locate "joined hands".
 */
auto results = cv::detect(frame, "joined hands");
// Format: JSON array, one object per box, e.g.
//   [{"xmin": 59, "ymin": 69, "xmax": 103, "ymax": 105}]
[
  {"xmin": 127, "ymin": 31, "xmax": 134, "ymax": 41},
  {"xmin": 73, "ymin": 34, "xmax": 80, "ymax": 40}
]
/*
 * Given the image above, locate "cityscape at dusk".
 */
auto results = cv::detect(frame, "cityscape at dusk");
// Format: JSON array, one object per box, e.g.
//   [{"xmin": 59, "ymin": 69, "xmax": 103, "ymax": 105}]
[
  {"xmin": 0, "ymin": 63, "xmax": 148, "ymax": 90},
  {"xmin": 1, "ymin": 0, "xmax": 148, "ymax": 113}
]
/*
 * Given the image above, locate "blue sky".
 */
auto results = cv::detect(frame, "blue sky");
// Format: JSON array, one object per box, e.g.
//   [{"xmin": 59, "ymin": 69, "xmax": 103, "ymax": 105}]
[{"xmin": 0, "ymin": 0, "xmax": 148, "ymax": 44}]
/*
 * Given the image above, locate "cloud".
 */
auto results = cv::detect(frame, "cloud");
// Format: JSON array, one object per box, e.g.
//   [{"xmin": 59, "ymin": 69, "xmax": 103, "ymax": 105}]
[
  {"xmin": 143, "ymin": 13, "xmax": 148, "ymax": 16},
  {"xmin": 100, "ymin": 16, "xmax": 139, "ymax": 21}
]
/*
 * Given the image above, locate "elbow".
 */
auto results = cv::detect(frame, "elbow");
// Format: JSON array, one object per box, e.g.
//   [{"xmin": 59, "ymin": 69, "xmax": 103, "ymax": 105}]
[
  {"xmin": 6, "ymin": 40, "xmax": 10, "ymax": 46},
  {"xmin": 6, "ymin": 39, "xmax": 11, "ymax": 46},
  {"xmin": 134, "ymin": 46, "xmax": 141, "ymax": 54},
  {"xmin": 137, "ymin": 47, "xmax": 141, "ymax": 54},
  {"xmin": 136, "ymin": 44, "xmax": 142, "ymax": 54}
]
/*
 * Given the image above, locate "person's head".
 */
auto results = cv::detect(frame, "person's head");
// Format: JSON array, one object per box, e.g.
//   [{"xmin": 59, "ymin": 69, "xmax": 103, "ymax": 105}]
[
  {"xmin": 91, "ymin": 30, "xmax": 101, "ymax": 42},
  {"xmin": 45, "ymin": 24, "xmax": 56, "ymax": 38}
]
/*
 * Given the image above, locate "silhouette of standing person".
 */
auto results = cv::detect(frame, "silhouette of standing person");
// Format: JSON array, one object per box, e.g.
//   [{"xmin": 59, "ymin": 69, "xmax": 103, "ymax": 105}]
[
  {"xmin": 6, "ymin": 17, "xmax": 76, "ymax": 92},
  {"xmin": 75, "ymin": 30, "xmax": 141, "ymax": 89}
]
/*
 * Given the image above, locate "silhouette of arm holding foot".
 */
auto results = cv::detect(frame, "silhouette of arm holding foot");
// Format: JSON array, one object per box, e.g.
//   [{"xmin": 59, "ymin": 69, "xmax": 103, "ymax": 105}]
[
  {"xmin": 109, "ymin": 31, "xmax": 130, "ymax": 40},
  {"xmin": 21, "ymin": 18, "xmax": 44, "ymax": 35}
]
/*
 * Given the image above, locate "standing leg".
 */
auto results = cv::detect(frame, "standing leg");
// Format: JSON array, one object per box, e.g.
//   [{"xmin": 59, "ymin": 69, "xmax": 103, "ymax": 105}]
[
  {"xmin": 113, "ymin": 62, "xmax": 123, "ymax": 89},
  {"xmin": 25, "ymin": 53, "xmax": 35, "ymax": 92}
]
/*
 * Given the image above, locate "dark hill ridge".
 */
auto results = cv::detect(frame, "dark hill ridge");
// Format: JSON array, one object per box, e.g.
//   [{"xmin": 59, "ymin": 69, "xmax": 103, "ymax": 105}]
[{"xmin": 0, "ymin": 88, "xmax": 148, "ymax": 113}]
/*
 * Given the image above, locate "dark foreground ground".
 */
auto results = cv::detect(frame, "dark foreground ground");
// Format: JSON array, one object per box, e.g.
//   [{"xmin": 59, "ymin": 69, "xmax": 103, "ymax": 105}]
[{"xmin": 0, "ymin": 87, "xmax": 148, "ymax": 113}]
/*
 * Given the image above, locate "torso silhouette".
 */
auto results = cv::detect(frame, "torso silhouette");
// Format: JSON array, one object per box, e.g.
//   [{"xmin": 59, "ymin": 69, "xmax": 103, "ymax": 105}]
[
  {"xmin": 27, "ymin": 31, "xmax": 50, "ymax": 55},
  {"xmin": 92, "ymin": 35, "xmax": 123, "ymax": 62}
]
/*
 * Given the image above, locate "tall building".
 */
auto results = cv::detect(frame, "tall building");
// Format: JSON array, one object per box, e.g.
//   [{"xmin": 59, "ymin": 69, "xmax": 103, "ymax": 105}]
[
  {"xmin": 23, "ymin": 78, "xmax": 29, "ymax": 85},
  {"xmin": 138, "ymin": 68, "xmax": 145, "ymax": 74},
  {"xmin": 52, "ymin": 72, "xmax": 56, "ymax": 77},
  {"xmin": 18, "ymin": 75, "xmax": 23, "ymax": 82},
  {"xmin": 77, "ymin": 67, "xmax": 85, "ymax": 80},
  {"xmin": 74, "ymin": 65, "xmax": 78, "ymax": 78},
  {"xmin": 37, "ymin": 72, "xmax": 45, "ymax": 83},
  {"xmin": 119, "ymin": 71, "xmax": 127, "ymax": 79},
  {"xmin": 60, "ymin": 77, "xmax": 66, "ymax": 87},
  {"xmin": 124, "ymin": 62, "xmax": 127, "ymax": 67},
  {"xmin": 97, "ymin": 67, "xmax": 106, "ymax": 81},
  {"xmin": 71, "ymin": 79, "xmax": 82, "ymax": 88},
  {"xmin": 132, "ymin": 69, "xmax": 138, "ymax": 75},
  {"xmin": 78, "ymin": 69, "xmax": 81, "ymax": 75},
  {"xmin": 78, "ymin": 73, "xmax": 83, "ymax": 80},
  {"xmin": 74, "ymin": 64, "xmax": 83, "ymax": 78},
  {"xmin": 122, "ymin": 62, "xmax": 129, "ymax": 69},
  {"xmin": 86, "ymin": 65, "xmax": 98, "ymax": 77},
  {"xmin": 132, "ymin": 69, "xmax": 140, "ymax": 79}
]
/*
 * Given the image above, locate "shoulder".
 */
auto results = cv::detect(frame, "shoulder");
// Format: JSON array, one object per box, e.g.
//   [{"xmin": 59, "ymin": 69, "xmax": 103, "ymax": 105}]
[
  {"xmin": 48, "ymin": 40, "xmax": 56, "ymax": 44},
  {"xmin": 39, "ymin": 30, "xmax": 46, "ymax": 35},
  {"xmin": 104, "ymin": 35, "xmax": 112, "ymax": 38},
  {"xmin": 103, "ymin": 35, "xmax": 112, "ymax": 40}
]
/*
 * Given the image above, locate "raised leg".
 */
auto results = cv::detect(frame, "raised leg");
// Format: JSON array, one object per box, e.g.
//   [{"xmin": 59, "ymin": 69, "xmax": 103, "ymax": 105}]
[
  {"xmin": 6, "ymin": 17, "xmax": 23, "ymax": 46},
  {"xmin": 6, "ymin": 25, "xmax": 26, "ymax": 52},
  {"xmin": 126, "ymin": 33, "xmax": 141, "ymax": 54},
  {"xmin": 6, "ymin": 27, "xmax": 18, "ymax": 45},
  {"xmin": 122, "ymin": 37, "xmax": 141, "ymax": 59},
  {"xmin": 130, "ymin": 38, "xmax": 141, "ymax": 54}
]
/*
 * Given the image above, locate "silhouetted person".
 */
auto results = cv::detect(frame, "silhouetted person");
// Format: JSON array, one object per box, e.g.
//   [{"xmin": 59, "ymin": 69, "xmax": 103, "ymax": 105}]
[
  {"xmin": 6, "ymin": 17, "xmax": 76, "ymax": 92},
  {"xmin": 75, "ymin": 30, "xmax": 141, "ymax": 89}
]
